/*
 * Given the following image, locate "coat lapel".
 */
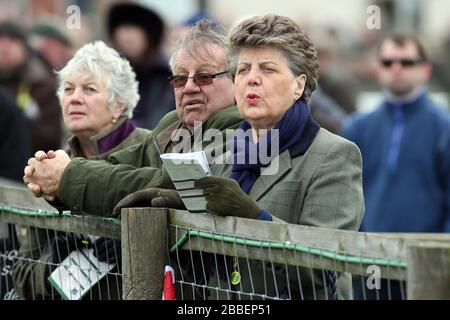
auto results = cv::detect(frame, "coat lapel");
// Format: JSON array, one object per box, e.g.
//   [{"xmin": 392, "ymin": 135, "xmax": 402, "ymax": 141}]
[
  {"xmin": 155, "ymin": 120, "xmax": 183, "ymax": 153},
  {"xmin": 250, "ymin": 150, "xmax": 292, "ymax": 201}
]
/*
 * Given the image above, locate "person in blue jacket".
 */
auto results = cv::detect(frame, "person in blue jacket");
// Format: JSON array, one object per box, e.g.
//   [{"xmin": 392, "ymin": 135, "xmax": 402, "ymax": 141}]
[{"xmin": 342, "ymin": 34, "xmax": 450, "ymax": 299}]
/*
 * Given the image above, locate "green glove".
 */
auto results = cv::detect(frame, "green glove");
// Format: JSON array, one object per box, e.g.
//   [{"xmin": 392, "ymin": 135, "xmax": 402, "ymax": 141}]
[
  {"xmin": 151, "ymin": 189, "xmax": 186, "ymax": 210},
  {"xmin": 194, "ymin": 176, "xmax": 261, "ymax": 219},
  {"xmin": 112, "ymin": 187, "xmax": 165, "ymax": 216}
]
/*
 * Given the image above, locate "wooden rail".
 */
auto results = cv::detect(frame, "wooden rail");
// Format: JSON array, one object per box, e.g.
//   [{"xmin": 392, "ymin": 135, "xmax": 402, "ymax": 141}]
[{"xmin": 1, "ymin": 185, "xmax": 449, "ymax": 299}]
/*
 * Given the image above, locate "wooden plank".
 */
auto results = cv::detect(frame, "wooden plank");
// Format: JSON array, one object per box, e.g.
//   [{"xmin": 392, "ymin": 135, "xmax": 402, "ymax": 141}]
[
  {"xmin": 0, "ymin": 211, "xmax": 120, "ymax": 239},
  {"xmin": 407, "ymin": 241, "xmax": 450, "ymax": 299},
  {"xmin": 376, "ymin": 232, "xmax": 450, "ymax": 241},
  {"xmin": 168, "ymin": 210, "xmax": 450, "ymax": 263},
  {"xmin": 168, "ymin": 227, "xmax": 406, "ymax": 280},
  {"xmin": 168, "ymin": 210, "xmax": 410, "ymax": 259},
  {"xmin": 0, "ymin": 177, "xmax": 26, "ymax": 189},
  {"xmin": 2, "ymin": 184, "xmax": 449, "ymax": 289},
  {"xmin": 167, "ymin": 210, "xmax": 410, "ymax": 280},
  {"xmin": 0, "ymin": 185, "xmax": 56, "ymax": 212},
  {"xmin": 122, "ymin": 208, "xmax": 167, "ymax": 300}
]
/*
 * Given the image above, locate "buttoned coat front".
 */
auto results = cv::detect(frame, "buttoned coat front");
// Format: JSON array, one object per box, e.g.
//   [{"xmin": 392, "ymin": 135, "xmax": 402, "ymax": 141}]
[{"xmin": 207, "ymin": 128, "xmax": 364, "ymax": 299}]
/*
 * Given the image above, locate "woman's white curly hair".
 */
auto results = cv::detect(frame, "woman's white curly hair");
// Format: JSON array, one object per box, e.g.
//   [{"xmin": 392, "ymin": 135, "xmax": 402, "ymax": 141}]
[{"xmin": 56, "ymin": 40, "xmax": 140, "ymax": 118}]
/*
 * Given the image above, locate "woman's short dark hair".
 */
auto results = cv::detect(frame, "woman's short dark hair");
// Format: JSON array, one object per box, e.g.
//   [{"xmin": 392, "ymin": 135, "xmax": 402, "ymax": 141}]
[{"xmin": 227, "ymin": 14, "xmax": 319, "ymax": 102}]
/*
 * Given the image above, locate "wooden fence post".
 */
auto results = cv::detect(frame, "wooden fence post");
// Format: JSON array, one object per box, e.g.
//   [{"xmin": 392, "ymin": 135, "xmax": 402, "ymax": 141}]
[
  {"xmin": 407, "ymin": 241, "xmax": 450, "ymax": 299},
  {"xmin": 121, "ymin": 207, "xmax": 168, "ymax": 300}
]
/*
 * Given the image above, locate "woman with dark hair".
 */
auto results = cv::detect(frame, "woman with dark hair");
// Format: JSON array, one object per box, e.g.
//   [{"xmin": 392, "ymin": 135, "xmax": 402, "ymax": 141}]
[{"xmin": 191, "ymin": 15, "xmax": 364, "ymax": 300}]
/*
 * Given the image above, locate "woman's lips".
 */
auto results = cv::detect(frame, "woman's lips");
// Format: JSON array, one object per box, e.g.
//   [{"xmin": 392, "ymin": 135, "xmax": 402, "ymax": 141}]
[
  {"xmin": 246, "ymin": 93, "xmax": 260, "ymax": 105},
  {"xmin": 68, "ymin": 112, "xmax": 86, "ymax": 118}
]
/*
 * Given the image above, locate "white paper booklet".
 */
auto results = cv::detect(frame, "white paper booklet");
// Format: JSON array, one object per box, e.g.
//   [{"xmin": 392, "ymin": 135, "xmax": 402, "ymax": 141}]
[
  {"xmin": 48, "ymin": 248, "xmax": 115, "ymax": 300},
  {"xmin": 160, "ymin": 151, "xmax": 211, "ymax": 213}
]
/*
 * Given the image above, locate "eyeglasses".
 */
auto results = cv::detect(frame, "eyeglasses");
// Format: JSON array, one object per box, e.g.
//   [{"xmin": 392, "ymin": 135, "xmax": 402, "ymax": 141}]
[
  {"xmin": 168, "ymin": 71, "xmax": 229, "ymax": 88},
  {"xmin": 380, "ymin": 59, "xmax": 424, "ymax": 68}
]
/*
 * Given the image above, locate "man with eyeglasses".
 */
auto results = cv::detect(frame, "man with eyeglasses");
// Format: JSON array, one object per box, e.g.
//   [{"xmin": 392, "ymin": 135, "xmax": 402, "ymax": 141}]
[
  {"xmin": 342, "ymin": 34, "xmax": 450, "ymax": 299},
  {"xmin": 23, "ymin": 20, "xmax": 242, "ymax": 217}
]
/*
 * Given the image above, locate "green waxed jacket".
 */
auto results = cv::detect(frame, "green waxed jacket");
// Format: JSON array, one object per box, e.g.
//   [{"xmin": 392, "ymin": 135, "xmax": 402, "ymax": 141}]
[
  {"xmin": 58, "ymin": 107, "xmax": 243, "ymax": 217},
  {"xmin": 12, "ymin": 118, "xmax": 151, "ymax": 300}
]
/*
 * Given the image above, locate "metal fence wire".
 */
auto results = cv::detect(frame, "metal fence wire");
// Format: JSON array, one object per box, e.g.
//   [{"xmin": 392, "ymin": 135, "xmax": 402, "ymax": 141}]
[
  {"xmin": 1, "ymin": 186, "xmax": 450, "ymax": 300},
  {"xmin": 13, "ymin": 228, "xmax": 122, "ymax": 300},
  {"xmin": 0, "ymin": 193, "xmax": 122, "ymax": 300},
  {"xmin": 167, "ymin": 224, "xmax": 408, "ymax": 300}
]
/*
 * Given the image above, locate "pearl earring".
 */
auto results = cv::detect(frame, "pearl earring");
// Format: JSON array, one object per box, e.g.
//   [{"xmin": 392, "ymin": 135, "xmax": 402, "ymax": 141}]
[{"xmin": 112, "ymin": 118, "xmax": 117, "ymax": 124}]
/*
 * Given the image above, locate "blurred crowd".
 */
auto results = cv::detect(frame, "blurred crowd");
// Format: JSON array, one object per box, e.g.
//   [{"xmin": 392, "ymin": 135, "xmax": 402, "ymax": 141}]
[{"xmin": 1, "ymin": 2, "xmax": 450, "ymax": 182}]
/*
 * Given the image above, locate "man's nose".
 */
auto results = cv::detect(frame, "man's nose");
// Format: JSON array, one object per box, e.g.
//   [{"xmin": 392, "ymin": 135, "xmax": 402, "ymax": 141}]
[
  {"xmin": 183, "ymin": 76, "xmax": 201, "ymax": 93},
  {"xmin": 390, "ymin": 61, "xmax": 405, "ymax": 71}
]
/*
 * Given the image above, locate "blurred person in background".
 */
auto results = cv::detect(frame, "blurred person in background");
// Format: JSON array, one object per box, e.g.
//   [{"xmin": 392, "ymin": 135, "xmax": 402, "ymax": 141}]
[
  {"xmin": 342, "ymin": 34, "xmax": 450, "ymax": 299},
  {"xmin": 164, "ymin": 11, "xmax": 217, "ymax": 57},
  {"xmin": 0, "ymin": 21, "xmax": 62, "ymax": 154},
  {"xmin": 308, "ymin": 86, "xmax": 347, "ymax": 134},
  {"xmin": 0, "ymin": 87, "xmax": 30, "ymax": 182},
  {"xmin": 107, "ymin": 2, "xmax": 175, "ymax": 129},
  {"xmin": 12, "ymin": 41, "xmax": 150, "ymax": 300},
  {"xmin": 29, "ymin": 19, "xmax": 74, "ymax": 72},
  {"xmin": 0, "ymin": 87, "xmax": 30, "ymax": 300},
  {"xmin": 312, "ymin": 26, "xmax": 358, "ymax": 115}
]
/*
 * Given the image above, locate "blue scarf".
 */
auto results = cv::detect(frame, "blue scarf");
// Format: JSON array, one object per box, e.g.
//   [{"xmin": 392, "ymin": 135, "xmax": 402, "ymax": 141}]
[
  {"xmin": 230, "ymin": 99, "xmax": 316, "ymax": 193},
  {"xmin": 204, "ymin": 100, "xmax": 319, "ymax": 283}
]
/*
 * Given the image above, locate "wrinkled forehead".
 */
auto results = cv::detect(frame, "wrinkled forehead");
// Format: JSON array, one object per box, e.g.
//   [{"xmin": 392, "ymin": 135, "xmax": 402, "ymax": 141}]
[
  {"xmin": 173, "ymin": 43, "xmax": 227, "ymax": 73},
  {"xmin": 379, "ymin": 39, "xmax": 421, "ymax": 59},
  {"xmin": 64, "ymin": 68, "xmax": 108, "ymax": 86}
]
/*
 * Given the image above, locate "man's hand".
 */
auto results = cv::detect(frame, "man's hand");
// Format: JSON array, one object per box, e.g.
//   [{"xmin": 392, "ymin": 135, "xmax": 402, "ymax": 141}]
[
  {"xmin": 23, "ymin": 150, "xmax": 71, "ymax": 200},
  {"xmin": 112, "ymin": 188, "xmax": 186, "ymax": 216},
  {"xmin": 195, "ymin": 176, "xmax": 261, "ymax": 219},
  {"xmin": 151, "ymin": 189, "xmax": 186, "ymax": 210}
]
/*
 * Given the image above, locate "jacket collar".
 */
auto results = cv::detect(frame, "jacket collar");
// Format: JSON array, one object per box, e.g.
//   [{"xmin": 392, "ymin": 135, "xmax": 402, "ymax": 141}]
[
  {"xmin": 68, "ymin": 116, "xmax": 135, "ymax": 157},
  {"xmin": 155, "ymin": 119, "xmax": 184, "ymax": 154},
  {"xmin": 249, "ymin": 116, "xmax": 320, "ymax": 201},
  {"xmin": 384, "ymin": 87, "xmax": 428, "ymax": 113}
]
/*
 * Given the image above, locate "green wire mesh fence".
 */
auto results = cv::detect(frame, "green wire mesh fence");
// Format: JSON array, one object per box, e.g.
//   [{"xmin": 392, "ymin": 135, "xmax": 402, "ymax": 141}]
[{"xmin": 1, "ymin": 185, "xmax": 450, "ymax": 300}]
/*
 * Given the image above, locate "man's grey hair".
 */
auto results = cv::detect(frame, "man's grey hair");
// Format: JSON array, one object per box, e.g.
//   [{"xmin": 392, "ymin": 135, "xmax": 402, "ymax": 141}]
[
  {"xmin": 56, "ymin": 40, "xmax": 139, "ymax": 118},
  {"xmin": 169, "ymin": 20, "xmax": 228, "ymax": 72},
  {"xmin": 227, "ymin": 14, "xmax": 319, "ymax": 102}
]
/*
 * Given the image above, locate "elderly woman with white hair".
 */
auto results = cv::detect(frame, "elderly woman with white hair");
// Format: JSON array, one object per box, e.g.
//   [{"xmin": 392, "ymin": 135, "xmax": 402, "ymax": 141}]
[
  {"xmin": 11, "ymin": 41, "xmax": 149, "ymax": 300},
  {"xmin": 57, "ymin": 40, "xmax": 146, "ymax": 159}
]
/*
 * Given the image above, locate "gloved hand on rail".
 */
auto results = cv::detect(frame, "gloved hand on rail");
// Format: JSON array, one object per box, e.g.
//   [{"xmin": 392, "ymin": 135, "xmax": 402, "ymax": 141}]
[
  {"xmin": 194, "ymin": 176, "xmax": 262, "ymax": 219},
  {"xmin": 113, "ymin": 188, "xmax": 186, "ymax": 216}
]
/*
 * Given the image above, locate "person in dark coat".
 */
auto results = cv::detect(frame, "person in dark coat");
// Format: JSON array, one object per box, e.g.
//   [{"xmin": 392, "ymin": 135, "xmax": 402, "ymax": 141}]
[
  {"xmin": 0, "ymin": 87, "xmax": 30, "ymax": 300},
  {"xmin": 107, "ymin": 2, "xmax": 175, "ymax": 130},
  {"xmin": 0, "ymin": 87, "xmax": 30, "ymax": 181},
  {"xmin": 0, "ymin": 21, "xmax": 62, "ymax": 154}
]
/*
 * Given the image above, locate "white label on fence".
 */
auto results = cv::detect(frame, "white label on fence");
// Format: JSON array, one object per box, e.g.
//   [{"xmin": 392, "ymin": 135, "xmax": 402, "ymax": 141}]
[{"xmin": 48, "ymin": 248, "xmax": 115, "ymax": 300}]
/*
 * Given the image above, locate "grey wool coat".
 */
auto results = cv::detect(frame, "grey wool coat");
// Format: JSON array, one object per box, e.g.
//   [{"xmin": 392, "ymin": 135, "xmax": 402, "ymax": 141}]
[{"xmin": 203, "ymin": 127, "xmax": 365, "ymax": 300}]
